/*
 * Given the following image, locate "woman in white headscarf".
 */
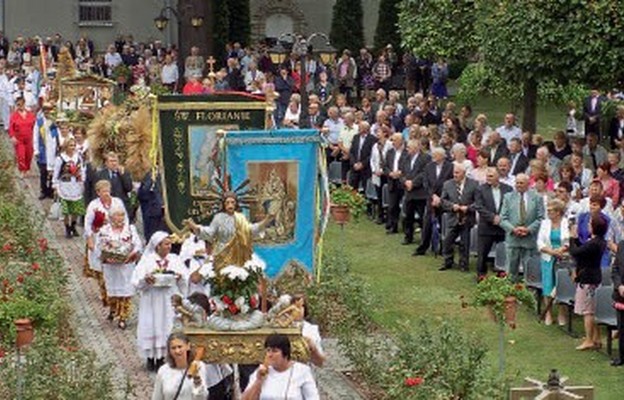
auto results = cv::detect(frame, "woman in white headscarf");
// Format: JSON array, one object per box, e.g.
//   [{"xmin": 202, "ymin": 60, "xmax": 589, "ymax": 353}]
[{"xmin": 132, "ymin": 231, "xmax": 188, "ymax": 372}]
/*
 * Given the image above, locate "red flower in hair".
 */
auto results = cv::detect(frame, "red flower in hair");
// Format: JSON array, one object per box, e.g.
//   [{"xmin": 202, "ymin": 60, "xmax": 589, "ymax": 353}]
[{"xmin": 92, "ymin": 210, "xmax": 106, "ymax": 232}]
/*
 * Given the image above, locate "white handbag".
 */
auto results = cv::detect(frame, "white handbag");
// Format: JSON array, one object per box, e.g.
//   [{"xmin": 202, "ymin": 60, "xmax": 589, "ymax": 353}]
[{"xmin": 48, "ymin": 199, "xmax": 61, "ymax": 220}]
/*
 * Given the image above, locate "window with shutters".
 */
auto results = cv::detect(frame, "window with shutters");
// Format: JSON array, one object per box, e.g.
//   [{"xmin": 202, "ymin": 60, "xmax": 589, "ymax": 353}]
[{"xmin": 78, "ymin": 0, "xmax": 112, "ymax": 26}]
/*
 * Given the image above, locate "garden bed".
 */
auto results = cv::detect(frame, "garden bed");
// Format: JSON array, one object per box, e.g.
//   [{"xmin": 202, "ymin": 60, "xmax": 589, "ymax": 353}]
[{"xmin": 0, "ymin": 136, "xmax": 122, "ymax": 398}]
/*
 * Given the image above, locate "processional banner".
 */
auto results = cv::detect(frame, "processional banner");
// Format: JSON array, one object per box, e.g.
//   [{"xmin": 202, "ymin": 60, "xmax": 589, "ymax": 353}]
[
  {"xmin": 225, "ymin": 130, "xmax": 321, "ymax": 278},
  {"xmin": 157, "ymin": 94, "xmax": 270, "ymax": 234}
]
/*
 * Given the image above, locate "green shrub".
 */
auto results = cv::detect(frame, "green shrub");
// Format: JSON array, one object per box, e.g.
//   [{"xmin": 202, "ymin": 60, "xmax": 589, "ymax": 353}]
[{"xmin": 0, "ymin": 334, "xmax": 131, "ymax": 399}]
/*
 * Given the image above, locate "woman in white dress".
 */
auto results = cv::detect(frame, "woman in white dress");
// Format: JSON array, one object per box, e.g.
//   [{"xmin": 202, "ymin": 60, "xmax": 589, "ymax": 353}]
[
  {"xmin": 133, "ymin": 231, "xmax": 188, "ymax": 372},
  {"xmin": 84, "ymin": 179, "xmax": 127, "ymax": 306},
  {"xmin": 242, "ymin": 334, "xmax": 320, "ymax": 400},
  {"xmin": 152, "ymin": 332, "xmax": 209, "ymax": 400},
  {"xmin": 98, "ymin": 206, "xmax": 142, "ymax": 329}
]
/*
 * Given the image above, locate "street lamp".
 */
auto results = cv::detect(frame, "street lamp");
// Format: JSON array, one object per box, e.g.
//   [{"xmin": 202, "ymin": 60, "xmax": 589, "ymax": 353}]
[
  {"xmin": 190, "ymin": 15, "xmax": 204, "ymax": 28},
  {"xmin": 269, "ymin": 33, "xmax": 336, "ymax": 129}
]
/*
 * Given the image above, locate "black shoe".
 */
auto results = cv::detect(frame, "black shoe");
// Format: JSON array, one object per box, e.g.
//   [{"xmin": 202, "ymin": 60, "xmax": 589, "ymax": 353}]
[
  {"xmin": 375, "ymin": 218, "xmax": 385, "ymax": 225},
  {"xmin": 438, "ymin": 265, "xmax": 452, "ymax": 271},
  {"xmin": 386, "ymin": 229, "xmax": 398, "ymax": 235},
  {"xmin": 71, "ymin": 222, "xmax": 79, "ymax": 237},
  {"xmin": 65, "ymin": 225, "xmax": 73, "ymax": 239},
  {"xmin": 107, "ymin": 311, "xmax": 115, "ymax": 321},
  {"xmin": 402, "ymin": 238, "xmax": 413, "ymax": 245},
  {"xmin": 38, "ymin": 193, "xmax": 47, "ymax": 200},
  {"xmin": 412, "ymin": 250, "xmax": 426, "ymax": 257},
  {"xmin": 611, "ymin": 359, "xmax": 624, "ymax": 367},
  {"xmin": 146, "ymin": 358, "xmax": 155, "ymax": 372}
]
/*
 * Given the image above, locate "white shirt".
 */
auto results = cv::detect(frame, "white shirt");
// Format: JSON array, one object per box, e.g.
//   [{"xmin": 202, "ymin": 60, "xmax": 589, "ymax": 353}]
[
  {"xmin": 246, "ymin": 362, "xmax": 320, "ymax": 400},
  {"xmin": 497, "ymin": 125, "xmax": 522, "ymax": 143},
  {"xmin": 500, "ymin": 174, "xmax": 515, "ymax": 188},
  {"xmin": 392, "ymin": 149, "xmax": 402, "ymax": 172},
  {"xmin": 322, "ymin": 118, "xmax": 344, "ymax": 144},
  {"xmin": 152, "ymin": 363, "xmax": 209, "ymax": 400},
  {"xmin": 492, "ymin": 186, "xmax": 501, "ymax": 210},
  {"xmin": 161, "ymin": 63, "xmax": 180, "ymax": 85}
]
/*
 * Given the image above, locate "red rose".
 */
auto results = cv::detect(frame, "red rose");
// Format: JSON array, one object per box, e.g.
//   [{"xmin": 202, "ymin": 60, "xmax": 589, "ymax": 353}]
[
  {"xmin": 228, "ymin": 304, "xmax": 239, "ymax": 314},
  {"xmin": 222, "ymin": 295, "xmax": 233, "ymax": 305},
  {"xmin": 404, "ymin": 376, "xmax": 424, "ymax": 387},
  {"xmin": 250, "ymin": 296, "xmax": 258, "ymax": 309},
  {"xmin": 38, "ymin": 238, "xmax": 48, "ymax": 251},
  {"xmin": 2, "ymin": 243, "xmax": 12, "ymax": 252},
  {"xmin": 16, "ymin": 275, "xmax": 24, "ymax": 284},
  {"xmin": 32, "ymin": 263, "xmax": 40, "ymax": 272}
]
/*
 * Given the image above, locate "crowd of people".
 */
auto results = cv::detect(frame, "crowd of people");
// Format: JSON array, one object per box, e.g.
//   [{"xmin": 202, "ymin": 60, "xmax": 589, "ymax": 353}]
[{"xmin": 4, "ymin": 26, "xmax": 624, "ymax": 397}]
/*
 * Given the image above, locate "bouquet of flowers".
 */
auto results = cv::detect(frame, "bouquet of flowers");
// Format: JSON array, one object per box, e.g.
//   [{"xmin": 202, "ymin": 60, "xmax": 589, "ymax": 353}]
[
  {"xmin": 207, "ymin": 254, "xmax": 266, "ymax": 317},
  {"xmin": 92, "ymin": 210, "xmax": 106, "ymax": 232},
  {"xmin": 100, "ymin": 234, "xmax": 134, "ymax": 264}
]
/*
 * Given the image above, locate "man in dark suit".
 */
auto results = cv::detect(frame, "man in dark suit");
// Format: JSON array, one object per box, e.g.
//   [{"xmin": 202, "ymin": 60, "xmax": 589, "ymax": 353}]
[
  {"xmin": 94, "ymin": 152, "xmax": 133, "ymax": 216},
  {"xmin": 413, "ymin": 147, "xmax": 453, "ymax": 256},
  {"xmin": 583, "ymin": 89, "xmax": 605, "ymax": 138},
  {"xmin": 486, "ymin": 131, "xmax": 509, "ymax": 166},
  {"xmin": 349, "ymin": 121, "xmax": 377, "ymax": 191},
  {"xmin": 400, "ymin": 138, "xmax": 431, "ymax": 245},
  {"xmin": 521, "ymin": 131, "xmax": 538, "ymax": 159},
  {"xmin": 475, "ymin": 167, "xmax": 513, "ymax": 279},
  {"xmin": 508, "ymin": 138, "xmax": 529, "ymax": 175},
  {"xmin": 439, "ymin": 163, "xmax": 479, "ymax": 271},
  {"xmin": 611, "ymin": 240, "xmax": 624, "ymax": 366},
  {"xmin": 383, "ymin": 133, "xmax": 406, "ymax": 234}
]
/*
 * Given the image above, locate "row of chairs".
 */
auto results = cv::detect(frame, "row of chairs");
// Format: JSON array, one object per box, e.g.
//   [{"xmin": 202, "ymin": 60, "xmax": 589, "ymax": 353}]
[{"xmin": 525, "ymin": 258, "xmax": 619, "ymax": 356}]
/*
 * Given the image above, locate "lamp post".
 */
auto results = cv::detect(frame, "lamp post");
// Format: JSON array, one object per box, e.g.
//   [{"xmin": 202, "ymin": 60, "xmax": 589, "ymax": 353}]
[{"xmin": 269, "ymin": 33, "xmax": 336, "ymax": 128}]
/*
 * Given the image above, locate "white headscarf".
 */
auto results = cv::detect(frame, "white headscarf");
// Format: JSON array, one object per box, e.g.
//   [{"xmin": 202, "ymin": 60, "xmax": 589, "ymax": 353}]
[{"xmin": 145, "ymin": 231, "xmax": 169, "ymax": 257}]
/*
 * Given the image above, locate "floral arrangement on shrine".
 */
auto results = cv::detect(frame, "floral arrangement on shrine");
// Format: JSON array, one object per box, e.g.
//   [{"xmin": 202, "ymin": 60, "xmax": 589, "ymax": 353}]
[{"xmin": 206, "ymin": 254, "xmax": 266, "ymax": 318}]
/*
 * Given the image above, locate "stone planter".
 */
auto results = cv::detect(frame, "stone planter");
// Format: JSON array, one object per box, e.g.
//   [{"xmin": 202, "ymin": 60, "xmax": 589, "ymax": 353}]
[
  {"xmin": 330, "ymin": 204, "xmax": 350, "ymax": 224},
  {"xmin": 15, "ymin": 318, "xmax": 34, "ymax": 349}
]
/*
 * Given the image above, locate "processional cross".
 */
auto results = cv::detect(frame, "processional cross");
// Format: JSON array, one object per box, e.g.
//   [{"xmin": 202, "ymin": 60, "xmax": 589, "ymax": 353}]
[{"xmin": 206, "ymin": 56, "xmax": 217, "ymax": 82}]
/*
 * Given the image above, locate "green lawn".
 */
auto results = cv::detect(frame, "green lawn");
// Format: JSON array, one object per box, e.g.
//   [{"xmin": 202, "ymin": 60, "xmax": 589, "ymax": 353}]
[
  {"xmin": 470, "ymin": 97, "xmax": 564, "ymax": 139},
  {"xmin": 324, "ymin": 221, "xmax": 622, "ymax": 399}
]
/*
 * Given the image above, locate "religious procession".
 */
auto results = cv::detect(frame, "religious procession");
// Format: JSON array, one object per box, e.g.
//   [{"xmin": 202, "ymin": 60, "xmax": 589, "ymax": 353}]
[{"xmin": 2, "ymin": 1, "xmax": 624, "ymax": 400}]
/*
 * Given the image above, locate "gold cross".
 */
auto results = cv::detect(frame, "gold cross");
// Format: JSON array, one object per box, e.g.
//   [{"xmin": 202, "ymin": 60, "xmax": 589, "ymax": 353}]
[{"xmin": 206, "ymin": 56, "xmax": 216, "ymax": 74}]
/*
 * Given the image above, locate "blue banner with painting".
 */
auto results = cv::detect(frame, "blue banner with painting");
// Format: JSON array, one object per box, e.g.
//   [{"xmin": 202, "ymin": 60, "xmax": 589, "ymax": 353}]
[{"xmin": 224, "ymin": 129, "xmax": 321, "ymax": 278}]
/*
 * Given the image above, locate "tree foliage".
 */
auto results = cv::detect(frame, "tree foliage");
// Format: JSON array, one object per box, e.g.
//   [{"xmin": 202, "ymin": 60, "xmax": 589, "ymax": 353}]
[
  {"xmin": 329, "ymin": 0, "xmax": 365, "ymax": 53},
  {"xmin": 374, "ymin": 0, "xmax": 402, "ymax": 52},
  {"xmin": 398, "ymin": 0, "xmax": 479, "ymax": 60},
  {"xmin": 398, "ymin": 0, "xmax": 624, "ymax": 132},
  {"xmin": 227, "ymin": 0, "xmax": 251, "ymax": 47}
]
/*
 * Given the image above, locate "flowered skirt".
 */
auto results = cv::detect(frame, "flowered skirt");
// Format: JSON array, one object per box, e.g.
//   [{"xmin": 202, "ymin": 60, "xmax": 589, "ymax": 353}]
[
  {"xmin": 61, "ymin": 198, "xmax": 86, "ymax": 216},
  {"xmin": 574, "ymin": 283, "xmax": 599, "ymax": 315}
]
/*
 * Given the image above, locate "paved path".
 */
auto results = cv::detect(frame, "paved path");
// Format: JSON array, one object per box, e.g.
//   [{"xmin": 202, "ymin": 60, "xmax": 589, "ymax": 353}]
[{"xmin": 21, "ymin": 175, "xmax": 363, "ymax": 400}]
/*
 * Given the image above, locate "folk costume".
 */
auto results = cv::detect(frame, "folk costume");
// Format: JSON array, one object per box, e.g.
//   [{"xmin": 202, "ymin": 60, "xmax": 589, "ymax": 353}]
[
  {"xmin": 84, "ymin": 195, "xmax": 127, "ymax": 297},
  {"xmin": 98, "ymin": 219, "xmax": 142, "ymax": 327},
  {"xmin": 52, "ymin": 150, "xmax": 86, "ymax": 236},
  {"xmin": 32, "ymin": 109, "xmax": 57, "ymax": 198}
]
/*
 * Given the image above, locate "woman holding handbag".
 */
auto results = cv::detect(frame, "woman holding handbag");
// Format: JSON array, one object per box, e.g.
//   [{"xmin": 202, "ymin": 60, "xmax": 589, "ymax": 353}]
[{"xmin": 152, "ymin": 332, "xmax": 208, "ymax": 400}]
